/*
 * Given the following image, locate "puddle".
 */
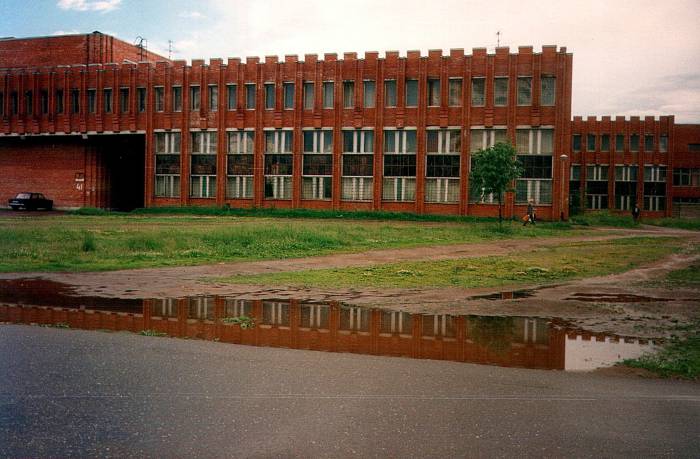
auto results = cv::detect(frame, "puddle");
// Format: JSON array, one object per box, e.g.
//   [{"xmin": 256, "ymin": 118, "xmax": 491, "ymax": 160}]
[
  {"xmin": 469, "ymin": 289, "xmax": 536, "ymax": 301},
  {"xmin": 0, "ymin": 278, "xmax": 658, "ymax": 371}
]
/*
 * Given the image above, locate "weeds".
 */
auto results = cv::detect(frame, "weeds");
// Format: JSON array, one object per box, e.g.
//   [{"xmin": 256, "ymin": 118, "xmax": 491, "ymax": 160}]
[
  {"xmin": 139, "ymin": 329, "xmax": 167, "ymax": 337},
  {"xmin": 81, "ymin": 232, "xmax": 96, "ymax": 252},
  {"xmin": 624, "ymin": 325, "xmax": 700, "ymax": 379},
  {"xmin": 222, "ymin": 315, "xmax": 256, "ymax": 329}
]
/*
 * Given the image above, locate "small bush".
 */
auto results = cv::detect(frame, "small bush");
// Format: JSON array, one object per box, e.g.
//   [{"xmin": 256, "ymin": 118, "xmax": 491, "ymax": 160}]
[
  {"xmin": 222, "ymin": 315, "xmax": 256, "ymax": 329},
  {"xmin": 139, "ymin": 329, "xmax": 167, "ymax": 337},
  {"xmin": 70, "ymin": 207, "xmax": 110, "ymax": 216},
  {"xmin": 81, "ymin": 232, "xmax": 96, "ymax": 252}
]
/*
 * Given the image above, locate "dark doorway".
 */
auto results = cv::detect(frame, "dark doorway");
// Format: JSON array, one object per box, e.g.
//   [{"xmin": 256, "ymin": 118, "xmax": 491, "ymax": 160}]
[{"xmin": 94, "ymin": 135, "xmax": 145, "ymax": 211}]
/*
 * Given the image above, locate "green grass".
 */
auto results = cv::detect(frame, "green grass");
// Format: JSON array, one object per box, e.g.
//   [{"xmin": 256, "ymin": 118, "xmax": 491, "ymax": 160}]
[
  {"xmin": 218, "ymin": 237, "xmax": 682, "ymax": 289},
  {"xmin": 624, "ymin": 324, "xmax": 700, "ymax": 379},
  {"xmin": 570, "ymin": 211, "xmax": 700, "ymax": 231},
  {"xmin": 0, "ymin": 214, "xmax": 589, "ymax": 272},
  {"xmin": 664, "ymin": 262, "xmax": 700, "ymax": 287}
]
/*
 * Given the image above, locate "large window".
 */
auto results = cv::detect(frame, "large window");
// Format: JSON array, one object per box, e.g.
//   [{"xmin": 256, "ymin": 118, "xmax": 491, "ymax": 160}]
[
  {"xmin": 517, "ymin": 77, "xmax": 532, "ymax": 105},
  {"xmin": 494, "ymin": 77, "xmax": 508, "ymax": 106},
  {"xmin": 189, "ymin": 86, "xmax": 200, "ymax": 111},
  {"xmin": 586, "ymin": 165, "xmax": 609, "ymax": 209},
  {"xmin": 190, "ymin": 131, "xmax": 217, "ymax": 198},
  {"xmin": 154, "ymin": 131, "xmax": 181, "ymax": 198},
  {"xmin": 342, "ymin": 129, "xmax": 374, "ymax": 201},
  {"xmin": 469, "ymin": 127, "xmax": 508, "ymax": 203},
  {"xmin": 363, "ymin": 80, "xmax": 375, "ymax": 108},
  {"xmin": 264, "ymin": 129, "xmax": 293, "ymax": 199},
  {"xmin": 384, "ymin": 80, "xmax": 397, "ymax": 107},
  {"xmin": 516, "ymin": 128, "xmax": 553, "ymax": 204},
  {"xmin": 303, "ymin": 82, "xmax": 314, "ymax": 110},
  {"xmin": 343, "ymin": 81, "xmax": 354, "ymax": 108},
  {"xmin": 427, "ymin": 78, "xmax": 440, "ymax": 106},
  {"xmin": 448, "ymin": 78, "xmax": 462, "ymax": 106},
  {"xmin": 302, "ymin": 129, "xmax": 333, "ymax": 200},
  {"xmin": 471, "ymin": 78, "xmax": 485, "ymax": 106},
  {"xmin": 405, "ymin": 79, "xmax": 418, "ymax": 107},
  {"xmin": 615, "ymin": 165, "xmax": 637, "ymax": 210},
  {"xmin": 283, "ymin": 82, "xmax": 294, "ymax": 109},
  {"xmin": 540, "ymin": 76, "xmax": 555, "ymax": 106},
  {"xmin": 383, "ymin": 129, "xmax": 416, "ymax": 201},
  {"xmin": 673, "ymin": 168, "xmax": 700, "ymax": 187},
  {"xmin": 264, "ymin": 83, "xmax": 275, "ymax": 110},
  {"xmin": 425, "ymin": 129, "xmax": 461, "ymax": 203},
  {"xmin": 227, "ymin": 130, "xmax": 254, "ymax": 199},
  {"xmin": 644, "ymin": 165, "xmax": 666, "ymax": 211},
  {"xmin": 245, "ymin": 83, "xmax": 256, "ymax": 109},
  {"xmin": 322, "ymin": 81, "xmax": 334, "ymax": 108}
]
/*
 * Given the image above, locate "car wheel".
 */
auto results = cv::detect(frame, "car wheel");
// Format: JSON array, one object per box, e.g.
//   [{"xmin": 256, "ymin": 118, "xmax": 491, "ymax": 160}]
[{"xmin": 46, "ymin": 204, "xmax": 53, "ymax": 211}]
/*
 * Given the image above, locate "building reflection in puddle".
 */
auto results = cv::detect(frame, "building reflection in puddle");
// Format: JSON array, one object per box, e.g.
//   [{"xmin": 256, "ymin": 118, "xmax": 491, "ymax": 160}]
[{"xmin": 0, "ymin": 295, "xmax": 658, "ymax": 371}]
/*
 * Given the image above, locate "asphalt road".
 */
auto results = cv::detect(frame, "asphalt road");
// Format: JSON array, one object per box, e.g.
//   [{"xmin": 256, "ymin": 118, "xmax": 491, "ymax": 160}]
[{"xmin": 1, "ymin": 325, "xmax": 699, "ymax": 458}]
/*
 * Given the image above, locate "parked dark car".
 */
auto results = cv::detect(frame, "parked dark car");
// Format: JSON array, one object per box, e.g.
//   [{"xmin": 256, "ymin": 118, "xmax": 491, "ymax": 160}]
[{"xmin": 8, "ymin": 192, "xmax": 53, "ymax": 211}]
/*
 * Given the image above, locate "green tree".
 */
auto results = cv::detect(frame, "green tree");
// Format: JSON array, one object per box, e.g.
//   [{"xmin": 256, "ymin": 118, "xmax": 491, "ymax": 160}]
[{"xmin": 469, "ymin": 142, "xmax": 522, "ymax": 224}]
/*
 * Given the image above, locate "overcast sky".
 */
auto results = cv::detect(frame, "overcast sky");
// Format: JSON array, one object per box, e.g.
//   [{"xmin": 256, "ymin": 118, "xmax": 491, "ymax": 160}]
[{"xmin": 2, "ymin": 0, "xmax": 699, "ymax": 122}]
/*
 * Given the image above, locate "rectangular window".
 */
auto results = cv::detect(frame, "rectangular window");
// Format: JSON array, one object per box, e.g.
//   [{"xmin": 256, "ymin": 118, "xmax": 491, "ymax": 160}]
[
  {"xmin": 208, "ymin": 85, "xmax": 218, "ymax": 112},
  {"xmin": 300, "ymin": 303, "xmax": 330, "ymax": 330},
  {"xmin": 23, "ymin": 90, "xmax": 32, "ymax": 115},
  {"xmin": 644, "ymin": 134, "xmax": 654, "ymax": 151},
  {"xmin": 517, "ymin": 77, "xmax": 532, "ymax": 105},
  {"xmin": 101, "ymin": 89, "xmax": 111, "ymax": 113},
  {"xmin": 363, "ymin": 80, "xmax": 375, "ymax": 108},
  {"xmin": 55, "ymin": 90, "xmax": 64, "ymax": 114},
  {"xmin": 302, "ymin": 130, "xmax": 333, "ymax": 201},
  {"xmin": 515, "ymin": 179, "xmax": 552, "ymax": 205},
  {"xmin": 264, "ymin": 83, "xmax": 275, "ymax": 110},
  {"xmin": 630, "ymin": 134, "xmax": 639, "ymax": 152},
  {"xmin": 616, "ymin": 134, "xmax": 624, "ymax": 151},
  {"xmin": 40, "ymin": 90, "xmax": 48, "ymax": 114},
  {"xmin": 540, "ymin": 76, "xmax": 555, "ymax": 106},
  {"xmin": 10, "ymin": 92, "xmax": 17, "ymax": 115},
  {"xmin": 448, "ymin": 78, "xmax": 462, "ymax": 106},
  {"xmin": 383, "ymin": 129, "xmax": 417, "ymax": 202},
  {"xmin": 426, "ymin": 128, "xmax": 460, "ymax": 203},
  {"xmin": 586, "ymin": 165, "xmax": 609, "ymax": 210},
  {"xmin": 342, "ymin": 129, "xmax": 374, "ymax": 201},
  {"xmin": 154, "ymin": 131, "xmax": 182, "ymax": 198},
  {"xmin": 87, "ymin": 89, "xmax": 96, "ymax": 114},
  {"xmin": 516, "ymin": 129, "xmax": 554, "ymax": 155},
  {"xmin": 137, "ymin": 87, "xmax": 146, "ymax": 113},
  {"xmin": 226, "ymin": 84, "xmax": 236, "ymax": 110},
  {"xmin": 384, "ymin": 80, "xmax": 397, "ymax": 107},
  {"xmin": 227, "ymin": 130, "xmax": 255, "ymax": 199},
  {"xmin": 615, "ymin": 167, "xmax": 637, "ymax": 211},
  {"xmin": 643, "ymin": 166, "xmax": 667, "ymax": 210},
  {"xmin": 283, "ymin": 82, "xmax": 294, "ymax": 109},
  {"xmin": 189, "ymin": 86, "xmax": 200, "ymax": 111},
  {"xmin": 264, "ymin": 129, "xmax": 294, "ymax": 199},
  {"xmin": 469, "ymin": 128, "xmax": 508, "ymax": 153},
  {"xmin": 471, "ymin": 78, "xmax": 485, "ymax": 106},
  {"xmin": 154, "ymin": 86, "xmax": 164, "ymax": 112},
  {"xmin": 601, "ymin": 134, "xmax": 610, "ymax": 152},
  {"xmin": 0, "ymin": 92, "xmax": 3, "ymax": 115},
  {"xmin": 572, "ymin": 134, "xmax": 581, "ymax": 152},
  {"xmin": 673, "ymin": 168, "xmax": 700, "ymax": 187},
  {"xmin": 405, "ymin": 79, "xmax": 418, "ymax": 107},
  {"xmin": 644, "ymin": 165, "xmax": 666, "ymax": 182},
  {"xmin": 190, "ymin": 131, "xmax": 217, "ymax": 198},
  {"xmin": 659, "ymin": 135, "xmax": 668, "ymax": 153},
  {"xmin": 343, "ymin": 81, "xmax": 354, "ymax": 108},
  {"xmin": 119, "ymin": 88, "xmax": 129, "ymax": 113},
  {"xmin": 494, "ymin": 77, "xmax": 508, "ymax": 106},
  {"xmin": 427, "ymin": 78, "xmax": 440, "ymax": 106},
  {"xmin": 615, "ymin": 165, "xmax": 638, "ymax": 182},
  {"xmin": 172, "ymin": 86, "xmax": 182, "ymax": 112},
  {"xmin": 70, "ymin": 89, "xmax": 80, "ymax": 114},
  {"xmin": 587, "ymin": 133, "xmax": 596, "ymax": 152},
  {"xmin": 303, "ymin": 82, "xmax": 314, "ymax": 110},
  {"xmin": 245, "ymin": 83, "xmax": 256, "ymax": 109},
  {"xmin": 322, "ymin": 81, "xmax": 334, "ymax": 108}
]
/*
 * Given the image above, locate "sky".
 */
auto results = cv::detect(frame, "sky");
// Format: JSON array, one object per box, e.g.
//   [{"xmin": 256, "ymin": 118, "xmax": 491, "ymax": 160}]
[{"xmin": 1, "ymin": 0, "xmax": 699, "ymax": 122}]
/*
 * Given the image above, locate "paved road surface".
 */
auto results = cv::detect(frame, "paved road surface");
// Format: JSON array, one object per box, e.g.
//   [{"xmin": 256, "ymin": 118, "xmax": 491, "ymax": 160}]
[{"xmin": 1, "ymin": 325, "xmax": 699, "ymax": 457}]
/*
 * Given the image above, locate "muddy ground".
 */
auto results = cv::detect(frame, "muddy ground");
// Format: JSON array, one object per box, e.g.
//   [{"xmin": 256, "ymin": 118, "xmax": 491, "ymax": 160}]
[{"xmin": 1, "ymin": 225, "xmax": 698, "ymax": 339}]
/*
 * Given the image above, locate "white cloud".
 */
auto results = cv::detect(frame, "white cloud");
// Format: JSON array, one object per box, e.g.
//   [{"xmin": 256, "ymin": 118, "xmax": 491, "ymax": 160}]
[
  {"xmin": 57, "ymin": 0, "xmax": 121, "ymax": 12},
  {"xmin": 178, "ymin": 11, "xmax": 206, "ymax": 19},
  {"xmin": 52, "ymin": 29, "xmax": 81, "ymax": 35}
]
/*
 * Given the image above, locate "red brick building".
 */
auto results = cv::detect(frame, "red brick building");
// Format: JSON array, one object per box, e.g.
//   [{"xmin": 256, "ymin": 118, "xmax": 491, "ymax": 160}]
[{"xmin": 1, "ymin": 32, "xmax": 697, "ymax": 218}]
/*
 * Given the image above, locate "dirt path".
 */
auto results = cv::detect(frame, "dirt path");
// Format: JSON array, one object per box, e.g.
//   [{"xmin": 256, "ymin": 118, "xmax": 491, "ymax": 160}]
[{"xmin": 1, "ymin": 225, "xmax": 698, "ymax": 338}]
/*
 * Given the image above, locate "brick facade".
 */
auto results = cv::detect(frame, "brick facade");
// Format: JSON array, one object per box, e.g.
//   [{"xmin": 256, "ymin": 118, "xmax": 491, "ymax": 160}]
[{"xmin": 0, "ymin": 32, "xmax": 697, "ymax": 217}]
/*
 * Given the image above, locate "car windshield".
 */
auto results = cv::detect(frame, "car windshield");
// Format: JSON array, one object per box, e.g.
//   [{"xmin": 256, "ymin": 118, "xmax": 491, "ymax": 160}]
[{"xmin": 15, "ymin": 193, "xmax": 30, "ymax": 199}]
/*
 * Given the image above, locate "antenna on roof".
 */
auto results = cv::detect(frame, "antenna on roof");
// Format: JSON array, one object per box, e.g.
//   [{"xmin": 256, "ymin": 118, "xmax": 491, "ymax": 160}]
[
  {"xmin": 168, "ymin": 40, "xmax": 173, "ymax": 60},
  {"xmin": 496, "ymin": 30, "xmax": 501, "ymax": 47},
  {"xmin": 134, "ymin": 36, "xmax": 147, "ymax": 61}
]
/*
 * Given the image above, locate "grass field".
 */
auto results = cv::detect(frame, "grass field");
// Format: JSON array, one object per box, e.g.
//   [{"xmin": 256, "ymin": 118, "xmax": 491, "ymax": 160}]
[
  {"xmin": 218, "ymin": 237, "xmax": 684, "ymax": 289},
  {"xmin": 0, "ymin": 214, "xmax": 591, "ymax": 272}
]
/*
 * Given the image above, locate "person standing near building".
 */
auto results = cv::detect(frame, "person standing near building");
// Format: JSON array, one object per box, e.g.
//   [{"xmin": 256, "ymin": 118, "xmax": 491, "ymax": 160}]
[
  {"xmin": 632, "ymin": 204, "xmax": 640, "ymax": 223},
  {"xmin": 523, "ymin": 200, "xmax": 536, "ymax": 226}
]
